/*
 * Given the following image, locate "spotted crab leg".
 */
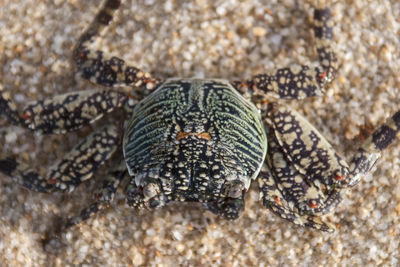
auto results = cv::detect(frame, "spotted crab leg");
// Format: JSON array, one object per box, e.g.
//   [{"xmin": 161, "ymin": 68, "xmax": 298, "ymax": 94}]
[
  {"xmin": 258, "ymin": 167, "xmax": 335, "ymax": 232},
  {"xmin": 235, "ymin": 5, "xmax": 337, "ymax": 100},
  {"xmin": 259, "ymin": 104, "xmax": 400, "ymax": 231},
  {"xmin": 0, "ymin": 125, "xmax": 120, "ymax": 193},
  {"xmin": 63, "ymin": 159, "xmax": 126, "ymax": 229},
  {"xmin": 0, "ymin": 88, "xmax": 127, "ymax": 192},
  {"xmin": 74, "ymin": 0, "xmax": 163, "ymax": 92},
  {"xmin": 348, "ymin": 111, "xmax": 400, "ymax": 186},
  {"xmin": 0, "ymin": 86, "xmax": 129, "ymax": 133}
]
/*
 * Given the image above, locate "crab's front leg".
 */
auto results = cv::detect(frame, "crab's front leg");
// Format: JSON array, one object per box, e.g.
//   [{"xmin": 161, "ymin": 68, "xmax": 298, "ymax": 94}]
[
  {"xmin": 259, "ymin": 104, "xmax": 400, "ymax": 231},
  {"xmin": 236, "ymin": 6, "xmax": 336, "ymax": 100},
  {"xmin": 258, "ymin": 117, "xmax": 344, "ymax": 232},
  {"xmin": 74, "ymin": 0, "xmax": 163, "ymax": 92}
]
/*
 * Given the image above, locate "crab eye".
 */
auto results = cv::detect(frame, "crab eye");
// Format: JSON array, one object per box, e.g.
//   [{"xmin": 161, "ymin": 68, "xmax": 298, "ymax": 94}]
[
  {"xmin": 228, "ymin": 182, "xmax": 244, "ymax": 198},
  {"xmin": 143, "ymin": 182, "xmax": 160, "ymax": 199}
]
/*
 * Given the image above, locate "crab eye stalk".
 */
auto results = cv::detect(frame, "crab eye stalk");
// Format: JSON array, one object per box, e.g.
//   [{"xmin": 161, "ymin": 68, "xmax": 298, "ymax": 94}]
[
  {"xmin": 227, "ymin": 181, "xmax": 244, "ymax": 199},
  {"xmin": 142, "ymin": 182, "xmax": 160, "ymax": 199}
]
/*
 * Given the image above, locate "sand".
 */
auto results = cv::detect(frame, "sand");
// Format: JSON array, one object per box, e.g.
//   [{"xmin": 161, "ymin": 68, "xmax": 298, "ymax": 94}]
[{"xmin": 0, "ymin": 0, "xmax": 399, "ymax": 266}]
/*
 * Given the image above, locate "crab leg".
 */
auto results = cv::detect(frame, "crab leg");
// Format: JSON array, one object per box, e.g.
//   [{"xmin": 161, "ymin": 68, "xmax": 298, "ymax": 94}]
[
  {"xmin": 63, "ymin": 159, "xmax": 126, "ymax": 229},
  {"xmin": 266, "ymin": 104, "xmax": 351, "ymax": 190},
  {"xmin": 348, "ymin": 111, "xmax": 400, "ymax": 186},
  {"xmin": 0, "ymin": 87, "xmax": 127, "ymax": 134},
  {"xmin": 258, "ymin": 167, "xmax": 335, "ymax": 232},
  {"xmin": 260, "ymin": 105, "xmax": 400, "ymax": 231},
  {"xmin": 0, "ymin": 84, "xmax": 21, "ymax": 125},
  {"xmin": 236, "ymin": 6, "xmax": 337, "ymax": 100},
  {"xmin": 21, "ymin": 90, "xmax": 127, "ymax": 134},
  {"xmin": 74, "ymin": 0, "xmax": 162, "ymax": 91},
  {"xmin": 0, "ymin": 125, "xmax": 120, "ymax": 193},
  {"xmin": 258, "ymin": 118, "xmax": 343, "ymax": 232}
]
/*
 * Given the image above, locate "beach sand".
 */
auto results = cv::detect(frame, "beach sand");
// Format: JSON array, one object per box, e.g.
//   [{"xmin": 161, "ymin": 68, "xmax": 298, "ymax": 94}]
[{"xmin": 0, "ymin": 0, "xmax": 399, "ymax": 266}]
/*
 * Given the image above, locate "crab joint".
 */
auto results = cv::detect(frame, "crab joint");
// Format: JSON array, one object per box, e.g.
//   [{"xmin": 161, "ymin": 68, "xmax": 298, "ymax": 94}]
[
  {"xmin": 318, "ymin": 70, "xmax": 327, "ymax": 80},
  {"xmin": 335, "ymin": 173, "xmax": 344, "ymax": 181},
  {"xmin": 20, "ymin": 112, "xmax": 32, "ymax": 121},
  {"xmin": 274, "ymin": 196, "xmax": 281, "ymax": 205}
]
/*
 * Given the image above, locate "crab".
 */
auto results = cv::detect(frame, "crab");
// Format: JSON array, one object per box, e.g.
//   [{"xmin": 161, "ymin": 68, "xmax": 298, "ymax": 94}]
[{"xmin": 0, "ymin": 0, "xmax": 399, "ymax": 233}]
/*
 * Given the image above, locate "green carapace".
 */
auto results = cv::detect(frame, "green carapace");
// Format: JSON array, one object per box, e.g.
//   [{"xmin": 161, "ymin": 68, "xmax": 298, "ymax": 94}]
[{"xmin": 123, "ymin": 79, "xmax": 266, "ymax": 219}]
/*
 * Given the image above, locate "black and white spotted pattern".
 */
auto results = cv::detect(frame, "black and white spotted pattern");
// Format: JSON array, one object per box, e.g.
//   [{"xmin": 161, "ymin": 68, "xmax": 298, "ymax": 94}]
[
  {"xmin": 21, "ymin": 90, "xmax": 126, "ymax": 134},
  {"xmin": 259, "ymin": 110, "xmax": 400, "ymax": 231},
  {"xmin": 74, "ymin": 0, "xmax": 162, "ymax": 92},
  {"xmin": 0, "ymin": 125, "xmax": 119, "ymax": 193},
  {"xmin": 237, "ymin": 7, "xmax": 337, "ymax": 100},
  {"xmin": 267, "ymin": 104, "xmax": 350, "ymax": 190}
]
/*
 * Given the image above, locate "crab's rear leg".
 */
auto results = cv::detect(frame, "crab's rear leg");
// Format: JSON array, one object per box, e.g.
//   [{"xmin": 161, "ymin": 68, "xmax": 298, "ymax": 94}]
[
  {"xmin": 0, "ymin": 125, "xmax": 120, "ymax": 192},
  {"xmin": 236, "ymin": 6, "xmax": 336, "ymax": 100},
  {"xmin": 74, "ymin": 0, "xmax": 162, "ymax": 92}
]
